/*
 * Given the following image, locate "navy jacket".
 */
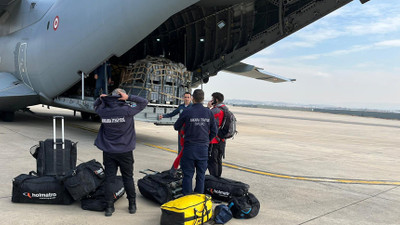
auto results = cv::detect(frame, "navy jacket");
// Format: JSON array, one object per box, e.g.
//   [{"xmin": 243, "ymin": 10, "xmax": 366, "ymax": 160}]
[
  {"xmin": 174, "ymin": 103, "xmax": 217, "ymax": 147},
  {"xmin": 94, "ymin": 95, "xmax": 148, "ymax": 153},
  {"xmin": 95, "ymin": 61, "xmax": 111, "ymax": 80},
  {"xmin": 163, "ymin": 103, "xmax": 192, "ymax": 118}
]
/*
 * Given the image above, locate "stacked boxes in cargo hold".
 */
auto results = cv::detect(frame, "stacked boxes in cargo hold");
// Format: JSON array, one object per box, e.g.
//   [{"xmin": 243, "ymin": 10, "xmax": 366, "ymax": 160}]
[{"xmin": 120, "ymin": 56, "xmax": 192, "ymax": 105}]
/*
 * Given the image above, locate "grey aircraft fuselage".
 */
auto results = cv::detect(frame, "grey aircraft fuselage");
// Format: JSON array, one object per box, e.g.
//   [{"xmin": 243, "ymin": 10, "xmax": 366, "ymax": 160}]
[
  {"xmin": 0, "ymin": 0, "xmax": 371, "ymax": 122},
  {"xmin": 0, "ymin": 0, "xmax": 197, "ymax": 112}
]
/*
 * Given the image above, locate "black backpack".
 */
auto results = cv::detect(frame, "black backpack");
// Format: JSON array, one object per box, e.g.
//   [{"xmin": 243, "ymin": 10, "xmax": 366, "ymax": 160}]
[
  {"xmin": 214, "ymin": 204, "xmax": 233, "ymax": 224},
  {"xmin": 217, "ymin": 105, "xmax": 237, "ymax": 139},
  {"xmin": 228, "ymin": 192, "xmax": 260, "ymax": 219},
  {"xmin": 63, "ymin": 159, "xmax": 105, "ymax": 200}
]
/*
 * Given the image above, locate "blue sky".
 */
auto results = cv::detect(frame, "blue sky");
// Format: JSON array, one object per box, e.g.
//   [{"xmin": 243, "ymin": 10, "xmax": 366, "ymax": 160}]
[{"xmin": 201, "ymin": 0, "xmax": 400, "ymax": 110}]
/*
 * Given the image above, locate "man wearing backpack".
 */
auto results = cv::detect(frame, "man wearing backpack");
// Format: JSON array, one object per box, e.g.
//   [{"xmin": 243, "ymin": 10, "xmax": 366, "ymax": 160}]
[{"xmin": 207, "ymin": 92, "xmax": 227, "ymax": 177}]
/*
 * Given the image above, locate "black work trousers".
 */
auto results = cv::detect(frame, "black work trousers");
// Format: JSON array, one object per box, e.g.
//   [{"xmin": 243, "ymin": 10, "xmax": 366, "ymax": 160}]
[
  {"xmin": 103, "ymin": 151, "xmax": 136, "ymax": 204},
  {"xmin": 208, "ymin": 141, "xmax": 226, "ymax": 177}
]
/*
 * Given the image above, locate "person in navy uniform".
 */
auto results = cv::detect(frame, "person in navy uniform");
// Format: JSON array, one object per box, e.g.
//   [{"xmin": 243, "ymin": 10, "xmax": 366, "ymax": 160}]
[
  {"xmin": 174, "ymin": 89, "xmax": 217, "ymax": 195},
  {"xmin": 94, "ymin": 88, "xmax": 148, "ymax": 217},
  {"xmin": 94, "ymin": 61, "xmax": 112, "ymax": 98},
  {"xmin": 159, "ymin": 92, "xmax": 192, "ymax": 154}
]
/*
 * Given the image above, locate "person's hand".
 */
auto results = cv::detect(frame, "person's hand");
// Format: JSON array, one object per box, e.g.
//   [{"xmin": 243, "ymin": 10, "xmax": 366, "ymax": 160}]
[
  {"xmin": 158, "ymin": 114, "xmax": 163, "ymax": 120},
  {"xmin": 118, "ymin": 91, "xmax": 129, "ymax": 101},
  {"xmin": 108, "ymin": 78, "xmax": 112, "ymax": 84},
  {"xmin": 100, "ymin": 94, "xmax": 107, "ymax": 98},
  {"xmin": 94, "ymin": 74, "xmax": 98, "ymax": 80},
  {"xmin": 207, "ymin": 100, "xmax": 213, "ymax": 108},
  {"xmin": 169, "ymin": 165, "xmax": 178, "ymax": 178}
]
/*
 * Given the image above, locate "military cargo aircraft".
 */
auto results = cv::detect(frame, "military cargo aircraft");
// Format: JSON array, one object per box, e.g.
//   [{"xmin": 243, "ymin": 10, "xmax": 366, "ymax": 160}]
[{"xmin": 0, "ymin": 0, "xmax": 370, "ymax": 122}]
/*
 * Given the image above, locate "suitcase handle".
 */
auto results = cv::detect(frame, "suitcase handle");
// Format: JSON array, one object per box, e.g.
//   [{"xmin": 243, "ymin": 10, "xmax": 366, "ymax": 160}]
[
  {"xmin": 139, "ymin": 169, "xmax": 159, "ymax": 175},
  {"xmin": 53, "ymin": 116, "xmax": 65, "ymax": 150}
]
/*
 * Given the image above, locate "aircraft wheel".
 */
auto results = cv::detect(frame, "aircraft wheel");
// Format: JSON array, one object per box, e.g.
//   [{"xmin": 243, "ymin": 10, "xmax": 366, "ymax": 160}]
[
  {"xmin": 90, "ymin": 113, "xmax": 101, "ymax": 122},
  {"xmin": 1, "ymin": 111, "xmax": 15, "ymax": 122},
  {"xmin": 81, "ymin": 112, "xmax": 91, "ymax": 120}
]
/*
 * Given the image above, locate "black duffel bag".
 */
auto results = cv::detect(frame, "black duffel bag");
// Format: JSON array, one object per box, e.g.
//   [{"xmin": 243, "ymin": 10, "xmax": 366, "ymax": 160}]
[
  {"xmin": 63, "ymin": 159, "xmax": 105, "ymax": 200},
  {"xmin": 228, "ymin": 192, "xmax": 260, "ymax": 219},
  {"xmin": 204, "ymin": 175, "xmax": 249, "ymax": 202},
  {"xmin": 81, "ymin": 176, "xmax": 125, "ymax": 211},
  {"xmin": 12, "ymin": 171, "xmax": 74, "ymax": 205}
]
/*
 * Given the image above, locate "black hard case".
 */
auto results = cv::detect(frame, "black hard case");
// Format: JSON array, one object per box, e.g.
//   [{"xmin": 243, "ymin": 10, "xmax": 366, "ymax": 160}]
[{"xmin": 137, "ymin": 169, "xmax": 183, "ymax": 205}]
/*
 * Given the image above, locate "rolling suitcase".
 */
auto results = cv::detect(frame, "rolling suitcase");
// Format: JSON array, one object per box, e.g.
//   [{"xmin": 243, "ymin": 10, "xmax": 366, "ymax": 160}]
[
  {"xmin": 137, "ymin": 169, "xmax": 183, "ymax": 205},
  {"xmin": 204, "ymin": 175, "xmax": 249, "ymax": 202},
  {"xmin": 31, "ymin": 116, "xmax": 77, "ymax": 177}
]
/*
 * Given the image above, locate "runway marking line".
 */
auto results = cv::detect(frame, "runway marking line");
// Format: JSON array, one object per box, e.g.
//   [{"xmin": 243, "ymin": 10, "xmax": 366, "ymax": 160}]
[
  {"xmin": 141, "ymin": 143, "xmax": 400, "ymax": 186},
  {"xmin": 69, "ymin": 123, "xmax": 400, "ymax": 186}
]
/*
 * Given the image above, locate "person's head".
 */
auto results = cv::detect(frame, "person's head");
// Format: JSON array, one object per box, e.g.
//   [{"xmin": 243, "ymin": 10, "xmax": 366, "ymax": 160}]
[
  {"xmin": 192, "ymin": 89, "xmax": 204, "ymax": 104},
  {"xmin": 111, "ymin": 88, "xmax": 126, "ymax": 96},
  {"xmin": 183, "ymin": 92, "xmax": 192, "ymax": 105},
  {"xmin": 211, "ymin": 92, "xmax": 224, "ymax": 105}
]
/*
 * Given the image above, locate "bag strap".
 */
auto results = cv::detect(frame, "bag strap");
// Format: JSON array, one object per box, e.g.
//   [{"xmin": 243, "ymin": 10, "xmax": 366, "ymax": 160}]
[
  {"xmin": 217, "ymin": 105, "xmax": 227, "ymax": 128},
  {"xmin": 29, "ymin": 144, "xmax": 39, "ymax": 159},
  {"xmin": 228, "ymin": 202, "xmax": 234, "ymax": 209},
  {"xmin": 14, "ymin": 170, "xmax": 38, "ymax": 183},
  {"xmin": 29, "ymin": 171, "xmax": 38, "ymax": 176},
  {"xmin": 202, "ymin": 201, "xmax": 208, "ymax": 225},
  {"xmin": 14, "ymin": 172, "xmax": 37, "ymax": 194},
  {"xmin": 139, "ymin": 169, "xmax": 159, "ymax": 175},
  {"xmin": 61, "ymin": 168, "xmax": 77, "ymax": 182}
]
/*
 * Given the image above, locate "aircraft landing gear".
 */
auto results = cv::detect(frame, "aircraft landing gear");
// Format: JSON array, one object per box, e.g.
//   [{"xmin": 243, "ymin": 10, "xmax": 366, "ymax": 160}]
[
  {"xmin": 90, "ymin": 114, "xmax": 101, "ymax": 122},
  {"xmin": 81, "ymin": 112, "xmax": 91, "ymax": 120},
  {"xmin": 80, "ymin": 112, "xmax": 100, "ymax": 122},
  {"xmin": 0, "ymin": 111, "xmax": 15, "ymax": 122}
]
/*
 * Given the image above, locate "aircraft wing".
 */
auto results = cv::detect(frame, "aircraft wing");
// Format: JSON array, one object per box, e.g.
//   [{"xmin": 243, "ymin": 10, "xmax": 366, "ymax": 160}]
[
  {"xmin": 223, "ymin": 62, "xmax": 295, "ymax": 83},
  {"xmin": 0, "ymin": 72, "xmax": 39, "ymax": 111}
]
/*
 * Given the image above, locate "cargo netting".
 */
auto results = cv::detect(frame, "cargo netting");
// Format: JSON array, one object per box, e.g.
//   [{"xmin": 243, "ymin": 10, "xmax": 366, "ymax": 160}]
[{"xmin": 120, "ymin": 56, "xmax": 192, "ymax": 105}]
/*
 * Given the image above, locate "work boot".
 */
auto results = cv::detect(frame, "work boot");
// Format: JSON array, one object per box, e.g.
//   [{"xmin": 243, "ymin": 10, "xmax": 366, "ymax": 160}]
[
  {"xmin": 105, "ymin": 202, "xmax": 115, "ymax": 217},
  {"xmin": 129, "ymin": 198, "xmax": 137, "ymax": 214}
]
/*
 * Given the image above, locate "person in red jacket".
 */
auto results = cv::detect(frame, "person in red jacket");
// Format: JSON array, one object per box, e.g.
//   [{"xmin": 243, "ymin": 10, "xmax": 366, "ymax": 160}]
[{"xmin": 207, "ymin": 92, "xmax": 226, "ymax": 177}]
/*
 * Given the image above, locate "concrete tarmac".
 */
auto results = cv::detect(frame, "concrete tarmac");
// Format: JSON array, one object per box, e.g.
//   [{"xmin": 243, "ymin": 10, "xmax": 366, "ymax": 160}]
[{"xmin": 1, "ymin": 105, "xmax": 399, "ymax": 225}]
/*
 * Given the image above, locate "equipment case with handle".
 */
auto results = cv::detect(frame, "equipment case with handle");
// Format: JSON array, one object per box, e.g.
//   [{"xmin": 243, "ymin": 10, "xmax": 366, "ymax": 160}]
[
  {"xmin": 31, "ymin": 116, "xmax": 77, "ymax": 177},
  {"xmin": 138, "ymin": 169, "xmax": 183, "ymax": 205}
]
